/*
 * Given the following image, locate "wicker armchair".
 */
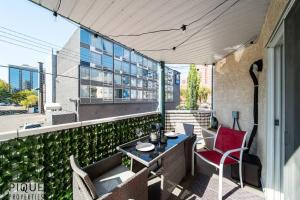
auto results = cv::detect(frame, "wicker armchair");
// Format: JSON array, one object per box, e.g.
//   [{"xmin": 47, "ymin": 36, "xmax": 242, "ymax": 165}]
[{"xmin": 70, "ymin": 153, "xmax": 148, "ymax": 200}]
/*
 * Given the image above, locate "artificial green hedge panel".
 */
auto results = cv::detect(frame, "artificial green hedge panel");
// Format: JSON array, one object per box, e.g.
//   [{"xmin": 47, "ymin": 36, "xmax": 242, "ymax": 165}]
[{"xmin": 0, "ymin": 113, "xmax": 160, "ymax": 199}]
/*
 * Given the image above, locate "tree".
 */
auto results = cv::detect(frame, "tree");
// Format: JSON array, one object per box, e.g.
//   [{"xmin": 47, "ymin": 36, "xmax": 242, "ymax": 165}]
[
  {"xmin": 199, "ymin": 86, "xmax": 211, "ymax": 103},
  {"xmin": 185, "ymin": 64, "xmax": 200, "ymax": 110},
  {"xmin": 20, "ymin": 94, "xmax": 38, "ymax": 109},
  {"xmin": 0, "ymin": 79, "xmax": 11, "ymax": 103}
]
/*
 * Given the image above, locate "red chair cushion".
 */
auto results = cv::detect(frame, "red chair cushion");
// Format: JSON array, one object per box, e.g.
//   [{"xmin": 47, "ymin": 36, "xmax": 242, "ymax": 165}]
[
  {"xmin": 215, "ymin": 127, "xmax": 246, "ymax": 158},
  {"xmin": 197, "ymin": 150, "xmax": 238, "ymax": 165}
]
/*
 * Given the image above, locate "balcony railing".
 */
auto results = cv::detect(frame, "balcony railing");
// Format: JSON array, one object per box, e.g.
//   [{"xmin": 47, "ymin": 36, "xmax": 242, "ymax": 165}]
[{"xmin": 0, "ymin": 112, "xmax": 160, "ymax": 199}]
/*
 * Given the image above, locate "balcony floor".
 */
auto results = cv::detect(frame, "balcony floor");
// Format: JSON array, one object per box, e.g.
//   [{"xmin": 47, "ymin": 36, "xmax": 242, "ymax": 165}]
[{"xmin": 165, "ymin": 173, "xmax": 264, "ymax": 200}]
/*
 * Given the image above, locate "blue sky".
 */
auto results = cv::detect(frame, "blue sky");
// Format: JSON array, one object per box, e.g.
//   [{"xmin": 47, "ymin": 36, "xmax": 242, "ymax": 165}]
[
  {"xmin": 0, "ymin": 0, "xmax": 189, "ymax": 79},
  {"xmin": 0, "ymin": 0, "xmax": 78, "ymax": 67}
]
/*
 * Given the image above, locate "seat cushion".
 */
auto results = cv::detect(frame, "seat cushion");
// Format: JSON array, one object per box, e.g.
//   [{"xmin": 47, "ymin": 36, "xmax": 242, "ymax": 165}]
[
  {"xmin": 197, "ymin": 150, "xmax": 238, "ymax": 165},
  {"xmin": 93, "ymin": 165, "xmax": 135, "ymax": 197}
]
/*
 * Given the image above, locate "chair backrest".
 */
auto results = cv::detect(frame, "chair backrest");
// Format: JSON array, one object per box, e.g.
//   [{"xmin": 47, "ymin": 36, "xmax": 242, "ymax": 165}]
[
  {"xmin": 70, "ymin": 155, "xmax": 98, "ymax": 199},
  {"xmin": 214, "ymin": 126, "xmax": 247, "ymax": 158},
  {"xmin": 175, "ymin": 123, "xmax": 194, "ymax": 136}
]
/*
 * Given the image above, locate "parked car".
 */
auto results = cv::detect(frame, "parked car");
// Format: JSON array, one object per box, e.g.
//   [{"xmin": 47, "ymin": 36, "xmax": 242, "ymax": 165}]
[{"xmin": 23, "ymin": 123, "xmax": 42, "ymax": 130}]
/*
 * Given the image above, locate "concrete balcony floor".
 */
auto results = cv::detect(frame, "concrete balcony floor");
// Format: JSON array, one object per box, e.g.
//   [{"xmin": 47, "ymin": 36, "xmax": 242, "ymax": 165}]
[{"xmin": 167, "ymin": 173, "xmax": 264, "ymax": 200}]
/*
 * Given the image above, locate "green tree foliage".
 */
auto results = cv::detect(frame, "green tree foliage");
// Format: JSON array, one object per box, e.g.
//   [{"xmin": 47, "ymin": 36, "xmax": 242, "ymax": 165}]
[
  {"xmin": 199, "ymin": 86, "xmax": 211, "ymax": 103},
  {"xmin": 0, "ymin": 79, "xmax": 11, "ymax": 103},
  {"xmin": 12, "ymin": 90, "xmax": 38, "ymax": 106},
  {"xmin": 20, "ymin": 94, "xmax": 38, "ymax": 109},
  {"xmin": 185, "ymin": 64, "xmax": 200, "ymax": 110}
]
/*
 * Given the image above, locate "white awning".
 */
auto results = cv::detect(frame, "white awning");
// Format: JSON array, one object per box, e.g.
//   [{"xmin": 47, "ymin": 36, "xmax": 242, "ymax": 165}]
[{"xmin": 30, "ymin": 0, "xmax": 269, "ymax": 64}]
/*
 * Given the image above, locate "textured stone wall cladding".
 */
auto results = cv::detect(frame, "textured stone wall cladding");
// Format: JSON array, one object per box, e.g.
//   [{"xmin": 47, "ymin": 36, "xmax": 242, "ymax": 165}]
[
  {"xmin": 214, "ymin": 0, "xmax": 288, "ymax": 186},
  {"xmin": 0, "ymin": 114, "xmax": 160, "ymax": 200},
  {"xmin": 165, "ymin": 111, "xmax": 211, "ymax": 134}
]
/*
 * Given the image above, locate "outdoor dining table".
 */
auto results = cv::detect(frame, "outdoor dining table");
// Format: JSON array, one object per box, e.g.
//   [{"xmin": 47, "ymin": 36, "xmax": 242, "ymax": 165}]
[{"xmin": 117, "ymin": 133, "xmax": 196, "ymax": 200}]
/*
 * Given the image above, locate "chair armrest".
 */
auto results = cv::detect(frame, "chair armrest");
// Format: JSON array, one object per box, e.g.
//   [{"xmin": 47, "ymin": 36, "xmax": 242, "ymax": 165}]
[
  {"xmin": 100, "ymin": 167, "xmax": 149, "ymax": 200},
  {"xmin": 192, "ymin": 136, "xmax": 215, "ymax": 150},
  {"xmin": 220, "ymin": 147, "xmax": 248, "ymax": 164},
  {"xmin": 83, "ymin": 153, "xmax": 122, "ymax": 180}
]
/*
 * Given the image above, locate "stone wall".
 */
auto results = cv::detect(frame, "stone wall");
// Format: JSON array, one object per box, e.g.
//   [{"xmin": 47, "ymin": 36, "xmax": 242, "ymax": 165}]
[{"xmin": 214, "ymin": 0, "xmax": 288, "ymax": 186}]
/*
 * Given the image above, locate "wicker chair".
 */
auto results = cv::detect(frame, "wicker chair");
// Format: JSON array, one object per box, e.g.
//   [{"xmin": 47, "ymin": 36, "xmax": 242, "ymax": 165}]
[{"xmin": 70, "ymin": 153, "xmax": 148, "ymax": 200}]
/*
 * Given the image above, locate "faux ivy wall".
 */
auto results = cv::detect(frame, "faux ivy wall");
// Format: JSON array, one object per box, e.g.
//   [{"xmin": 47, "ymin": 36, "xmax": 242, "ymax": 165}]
[{"xmin": 0, "ymin": 113, "xmax": 160, "ymax": 199}]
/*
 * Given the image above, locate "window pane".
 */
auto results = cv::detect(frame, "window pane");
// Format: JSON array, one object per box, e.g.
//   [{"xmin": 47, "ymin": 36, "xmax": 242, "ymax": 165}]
[
  {"xmin": 131, "ymin": 77, "xmax": 136, "ymax": 87},
  {"xmin": 148, "ymin": 71, "xmax": 153, "ymax": 79},
  {"xmin": 91, "ymin": 52, "xmax": 101, "ymax": 66},
  {"xmin": 137, "ymin": 67, "xmax": 143, "ymax": 77},
  {"xmin": 9, "ymin": 68, "xmax": 20, "ymax": 91},
  {"xmin": 80, "ymin": 29, "xmax": 91, "ymax": 45},
  {"xmin": 22, "ymin": 70, "xmax": 31, "ymax": 90},
  {"xmin": 137, "ymin": 79, "xmax": 143, "ymax": 88},
  {"xmin": 90, "ymin": 68, "xmax": 103, "ymax": 81},
  {"xmin": 148, "ymin": 81, "xmax": 153, "ymax": 90},
  {"xmin": 137, "ymin": 55, "xmax": 143, "ymax": 65},
  {"xmin": 80, "ymin": 66, "xmax": 90, "ymax": 80},
  {"xmin": 90, "ymin": 86, "xmax": 103, "ymax": 98},
  {"xmin": 123, "ymin": 89, "xmax": 130, "ymax": 99},
  {"xmin": 122, "ymin": 75, "xmax": 130, "ymax": 87},
  {"xmin": 102, "ymin": 54, "xmax": 113, "ymax": 70},
  {"xmin": 91, "ymin": 36, "xmax": 102, "ymax": 50},
  {"xmin": 114, "ymin": 60, "xmax": 122, "ymax": 73},
  {"xmin": 131, "ymin": 64, "xmax": 137, "ymax": 76},
  {"xmin": 143, "ymin": 57, "xmax": 148, "ymax": 67},
  {"xmin": 103, "ymin": 39, "xmax": 113, "ymax": 54},
  {"xmin": 131, "ymin": 51, "xmax": 136, "ymax": 63},
  {"xmin": 104, "ymin": 71, "xmax": 113, "ymax": 85},
  {"xmin": 143, "ymin": 91, "xmax": 149, "ymax": 99},
  {"xmin": 137, "ymin": 90, "xmax": 143, "ymax": 99},
  {"xmin": 143, "ymin": 69, "xmax": 148, "ymax": 78},
  {"xmin": 143, "ymin": 80, "xmax": 148, "ymax": 88},
  {"xmin": 80, "ymin": 47, "xmax": 90, "ymax": 63},
  {"xmin": 123, "ymin": 49, "xmax": 130, "ymax": 61},
  {"xmin": 114, "ymin": 88, "xmax": 122, "ymax": 99},
  {"xmin": 80, "ymin": 85, "xmax": 90, "ymax": 98},
  {"xmin": 114, "ymin": 74, "xmax": 121, "ymax": 85},
  {"xmin": 114, "ymin": 44, "xmax": 123, "ymax": 58},
  {"xmin": 122, "ymin": 62, "xmax": 130, "ymax": 74},
  {"xmin": 103, "ymin": 87, "xmax": 113, "ymax": 100},
  {"xmin": 32, "ymin": 72, "xmax": 38, "ymax": 90},
  {"xmin": 131, "ymin": 89, "xmax": 137, "ymax": 99}
]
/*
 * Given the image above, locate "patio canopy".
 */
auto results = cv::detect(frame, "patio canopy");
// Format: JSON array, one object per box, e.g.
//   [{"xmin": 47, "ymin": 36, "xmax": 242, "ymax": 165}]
[{"xmin": 30, "ymin": 0, "xmax": 270, "ymax": 64}]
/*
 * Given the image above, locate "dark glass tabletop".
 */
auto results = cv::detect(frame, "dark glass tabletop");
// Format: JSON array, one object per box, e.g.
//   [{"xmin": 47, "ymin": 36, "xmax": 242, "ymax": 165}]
[{"xmin": 117, "ymin": 134, "xmax": 189, "ymax": 167}]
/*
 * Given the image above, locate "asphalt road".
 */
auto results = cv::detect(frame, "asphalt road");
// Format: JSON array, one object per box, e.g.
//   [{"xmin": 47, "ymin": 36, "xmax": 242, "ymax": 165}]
[{"xmin": 0, "ymin": 113, "xmax": 46, "ymax": 132}]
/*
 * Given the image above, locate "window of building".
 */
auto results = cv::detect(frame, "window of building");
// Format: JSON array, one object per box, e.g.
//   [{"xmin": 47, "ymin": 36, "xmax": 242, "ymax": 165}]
[
  {"xmin": 91, "ymin": 35, "xmax": 102, "ymax": 50},
  {"xmin": 9, "ymin": 68, "xmax": 20, "ymax": 91},
  {"xmin": 90, "ymin": 86, "xmax": 103, "ymax": 98},
  {"xmin": 80, "ymin": 84, "xmax": 90, "ymax": 98},
  {"xmin": 131, "ymin": 77, "xmax": 136, "ymax": 87},
  {"xmin": 122, "ymin": 62, "xmax": 130, "ymax": 74},
  {"xmin": 137, "ymin": 55, "xmax": 143, "ymax": 65},
  {"xmin": 137, "ymin": 79, "xmax": 143, "ymax": 88},
  {"xmin": 80, "ymin": 29, "xmax": 91, "ymax": 45},
  {"xmin": 137, "ymin": 90, "xmax": 143, "ymax": 100},
  {"xmin": 123, "ymin": 49, "xmax": 130, "ymax": 61},
  {"xmin": 131, "ymin": 51, "xmax": 137, "ymax": 63},
  {"xmin": 131, "ymin": 89, "xmax": 137, "ymax": 99},
  {"xmin": 114, "ymin": 60, "xmax": 122, "ymax": 73},
  {"xmin": 32, "ymin": 72, "xmax": 38, "ymax": 90},
  {"xmin": 143, "ymin": 57, "xmax": 148, "ymax": 68},
  {"xmin": 103, "ymin": 71, "xmax": 113, "ymax": 85},
  {"xmin": 22, "ymin": 70, "xmax": 31, "ymax": 90},
  {"xmin": 114, "ymin": 44, "xmax": 123, "ymax": 58},
  {"xmin": 123, "ymin": 89, "xmax": 130, "ymax": 99},
  {"xmin": 114, "ymin": 88, "xmax": 122, "ymax": 99},
  {"xmin": 114, "ymin": 74, "xmax": 122, "ymax": 85},
  {"xmin": 103, "ymin": 39, "xmax": 113, "ymax": 54},
  {"xmin": 80, "ymin": 66, "xmax": 90, "ymax": 80},
  {"xmin": 80, "ymin": 47, "xmax": 90, "ymax": 63},
  {"xmin": 102, "ymin": 54, "xmax": 113, "ymax": 70},
  {"xmin": 103, "ymin": 87, "xmax": 113, "ymax": 100},
  {"xmin": 143, "ymin": 69, "xmax": 148, "ymax": 78},
  {"xmin": 122, "ymin": 75, "xmax": 130, "ymax": 87},
  {"xmin": 90, "ymin": 68, "xmax": 103, "ymax": 82},
  {"xmin": 131, "ymin": 64, "xmax": 137, "ymax": 76},
  {"xmin": 91, "ymin": 52, "xmax": 101, "ymax": 66},
  {"xmin": 137, "ymin": 67, "xmax": 143, "ymax": 77}
]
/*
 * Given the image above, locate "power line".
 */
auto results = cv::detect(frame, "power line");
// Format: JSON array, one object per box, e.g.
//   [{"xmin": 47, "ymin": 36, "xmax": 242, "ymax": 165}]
[
  {"xmin": 108, "ymin": 0, "xmax": 230, "ymax": 38},
  {"xmin": 138, "ymin": 0, "xmax": 240, "ymax": 52}
]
